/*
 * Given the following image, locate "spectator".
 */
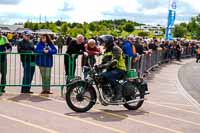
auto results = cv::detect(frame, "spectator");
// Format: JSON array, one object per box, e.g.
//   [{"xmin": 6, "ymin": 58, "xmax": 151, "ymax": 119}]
[
  {"xmin": 83, "ymin": 39, "xmax": 101, "ymax": 78},
  {"xmin": 64, "ymin": 34, "xmax": 86, "ymax": 81},
  {"xmin": 0, "ymin": 29, "xmax": 12, "ymax": 93},
  {"xmin": 149, "ymin": 39, "xmax": 158, "ymax": 51},
  {"xmin": 162, "ymin": 41, "xmax": 172, "ymax": 62},
  {"xmin": 65, "ymin": 35, "xmax": 72, "ymax": 46},
  {"xmin": 122, "ymin": 35, "xmax": 138, "ymax": 68},
  {"xmin": 35, "ymin": 34, "xmax": 57, "ymax": 94},
  {"xmin": 175, "ymin": 41, "xmax": 182, "ymax": 61},
  {"xmin": 13, "ymin": 33, "xmax": 21, "ymax": 46},
  {"xmin": 18, "ymin": 31, "xmax": 35, "ymax": 94},
  {"xmin": 196, "ymin": 44, "xmax": 200, "ymax": 63},
  {"xmin": 55, "ymin": 35, "xmax": 64, "ymax": 53},
  {"xmin": 143, "ymin": 40, "xmax": 149, "ymax": 51},
  {"xmin": 135, "ymin": 37, "xmax": 145, "ymax": 55},
  {"xmin": 7, "ymin": 32, "xmax": 13, "ymax": 43},
  {"xmin": 160, "ymin": 40, "xmax": 165, "ymax": 50}
]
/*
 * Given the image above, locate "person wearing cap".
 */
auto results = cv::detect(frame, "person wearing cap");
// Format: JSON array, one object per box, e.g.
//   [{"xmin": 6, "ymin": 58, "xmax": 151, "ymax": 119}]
[
  {"xmin": 0, "ymin": 29, "xmax": 12, "ymax": 93},
  {"xmin": 18, "ymin": 31, "xmax": 35, "ymax": 94}
]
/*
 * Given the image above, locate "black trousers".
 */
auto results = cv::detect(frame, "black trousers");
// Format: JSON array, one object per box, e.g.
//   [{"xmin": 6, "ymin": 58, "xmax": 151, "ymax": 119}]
[
  {"xmin": 0, "ymin": 61, "xmax": 7, "ymax": 90},
  {"xmin": 64, "ymin": 55, "xmax": 77, "ymax": 77},
  {"xmin": 176, "ymin": 51, "xmax": 181, "ymax": 61}
]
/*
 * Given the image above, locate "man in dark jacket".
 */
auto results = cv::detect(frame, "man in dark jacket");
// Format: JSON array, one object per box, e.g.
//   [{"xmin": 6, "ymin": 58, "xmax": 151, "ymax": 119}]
[
  {"xmin": 148, "ymin": 39, "xmax": 158, "ymax": 51},
  {"xmin": 64, "ymin": 34, "xmax": 86, "ymax": 80},
  {"xmin": 0, "ymin": 29, "xmax": 12, "ymax": 93},
  {"xmin": 18, "ymin": 31, "xmax": 35, "ymax": 93},
  {"xmin": 134, "ymin": 37, "xmax": 145, "ymax": 55}
]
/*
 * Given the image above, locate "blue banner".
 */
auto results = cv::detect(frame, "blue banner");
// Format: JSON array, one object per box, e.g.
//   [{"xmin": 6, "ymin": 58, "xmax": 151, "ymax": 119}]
[{"xmin": 166, "ymin": 0, "xmax": 177, "ymax": 40}]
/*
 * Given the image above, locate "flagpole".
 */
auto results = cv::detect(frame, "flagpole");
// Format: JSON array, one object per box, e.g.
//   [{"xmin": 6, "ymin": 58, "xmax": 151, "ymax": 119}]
[{"xmin": 168, "ymin": 0, "xmax": 171, "ymax": 9}]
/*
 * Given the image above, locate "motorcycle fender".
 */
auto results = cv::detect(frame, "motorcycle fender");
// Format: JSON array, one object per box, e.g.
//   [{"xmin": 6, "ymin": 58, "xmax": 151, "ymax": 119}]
[
  {"xmin": 139, "ymin": 81, "xmax": 148, "ymax": 92},
  {"xmin": 68, "ymin": 80, "xmax": 97, "ymax": 103}
]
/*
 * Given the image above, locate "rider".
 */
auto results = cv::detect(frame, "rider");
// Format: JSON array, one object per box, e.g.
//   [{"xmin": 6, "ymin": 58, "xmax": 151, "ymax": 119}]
[{"xmin": 97, "ymin": 35, "xmax": 126, "ymax": 101}]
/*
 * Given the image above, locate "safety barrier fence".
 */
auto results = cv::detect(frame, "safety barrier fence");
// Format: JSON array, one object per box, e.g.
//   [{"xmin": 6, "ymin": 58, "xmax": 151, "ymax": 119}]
[
  {"xmin": 0, "ymin": 53, "xmax": 74, "ymax": 96},
  {"xmin": 73, "ymin": 47, "xmax": 194, "ymax": 79},
  {"xmin": 0, "ymin": 47, "xmax": 194, "ymax": 96}
]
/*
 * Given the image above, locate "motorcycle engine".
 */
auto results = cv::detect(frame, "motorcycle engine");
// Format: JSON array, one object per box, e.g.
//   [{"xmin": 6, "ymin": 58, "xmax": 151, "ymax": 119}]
[{"xmin": 101, "ymin": 83, "xmax": 114, "ymax": 101}]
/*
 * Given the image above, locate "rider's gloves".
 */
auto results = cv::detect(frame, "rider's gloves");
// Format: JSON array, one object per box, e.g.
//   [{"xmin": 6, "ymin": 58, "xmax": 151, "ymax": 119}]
[{"xmin": 95, "ymin": 64, "xmax": 105, "ymax": 70}]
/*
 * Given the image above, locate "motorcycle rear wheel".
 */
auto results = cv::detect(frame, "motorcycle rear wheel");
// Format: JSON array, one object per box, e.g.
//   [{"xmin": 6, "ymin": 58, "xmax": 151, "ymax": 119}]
[{"xmin": 123, "ymin": 86, "xmax": 144, "ymax": 110}]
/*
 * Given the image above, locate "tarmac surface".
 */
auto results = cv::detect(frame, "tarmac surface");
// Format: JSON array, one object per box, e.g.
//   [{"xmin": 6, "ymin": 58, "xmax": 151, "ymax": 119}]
[
  {"xmin": 0, "ymin": 57, "xmax": 200, "ymax": 133},
  {"xmin": 179, "ymin": 61, "xmax": 200, "ymax": 104}
]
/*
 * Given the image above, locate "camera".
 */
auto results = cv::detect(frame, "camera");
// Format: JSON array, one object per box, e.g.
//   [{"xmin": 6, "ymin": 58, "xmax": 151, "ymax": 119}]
[{"xmin": 44, "ymin": 45, "xmax": 49, "ymax": 50}]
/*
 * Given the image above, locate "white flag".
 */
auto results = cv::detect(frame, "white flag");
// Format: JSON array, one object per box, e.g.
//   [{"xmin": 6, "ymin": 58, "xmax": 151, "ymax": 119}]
[{"xmin": 169, "ymin": 0, "xmax": 177, "ymax": 11}]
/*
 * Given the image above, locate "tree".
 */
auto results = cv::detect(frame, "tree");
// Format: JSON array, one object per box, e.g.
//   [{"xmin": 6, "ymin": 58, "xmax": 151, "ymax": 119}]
[
  {"xmin": 188, "ymin": 15, "xmax": 200, "ymax": 39},
  {"xmin": 123, "ymin": 23, "xmax": 135, "ymax": 33},
  {"xmin": 173, "ymin": 24, "xmax": 187, "ymax": 38},
  {"xmin": 61, "ymin": 23, "xmax": 68, "ymax": 35},
  {"xmin": 89, "ymin": 23, "xmax": 96, "ymax": 31},
  {"xmin": 40, "ymin": 24, "xmax": 47, "ymax": 29},
  {"xmin": 49, "ymin": 23, "xmax": 58, "ymax": 33},
  {"xmin": 24, "ymin": 21, "xmax": 33, "ymax": 29},
  {"xmin": 138, "ymin": 31, "xmax": 149, "ymax": 37},
  {"xmin": 55, "ymin": 20, "xmax": 62, "ymax": 26},
  {"xmin": 33, "ymin": 23, "xmax": 39, "ymax": 31}
]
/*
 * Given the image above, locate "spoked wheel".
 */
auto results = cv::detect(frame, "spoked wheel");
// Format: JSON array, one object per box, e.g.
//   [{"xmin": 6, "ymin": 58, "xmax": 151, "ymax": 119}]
[
  {"xmin": 66, "ymin": 81, "xmax": 96, "ymax": 112},
  {"xmin": 123, "ymin": 86, "xmax": 144, "ymax": 110}
]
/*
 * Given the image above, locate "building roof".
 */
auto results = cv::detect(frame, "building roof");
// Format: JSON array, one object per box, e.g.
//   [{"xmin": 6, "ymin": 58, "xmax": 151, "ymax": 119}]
[{"xmin": 0, "ymin": 24, "xmax": 24, "ymax": 32}]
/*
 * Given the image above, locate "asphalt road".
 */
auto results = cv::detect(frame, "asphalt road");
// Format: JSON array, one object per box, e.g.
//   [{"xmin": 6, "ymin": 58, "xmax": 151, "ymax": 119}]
[
  {"xmin": 179, "ymin": 60, "xmax": 200, "ymax": 104},
  {"xmin": 1, "ymin": 58, "xmax": 200, "ymax": 133}
]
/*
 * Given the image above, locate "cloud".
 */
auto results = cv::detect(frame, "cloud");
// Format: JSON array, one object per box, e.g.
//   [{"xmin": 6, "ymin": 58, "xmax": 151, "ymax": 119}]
[
  {"xmin": 136, "ymin": 0, "xmax": 167, "ymax": 10},
  {"xmin": 102, "ymin": 6, "xmax": 168, "ymax": 25},
  {"xmin": 177, "ymin": 1, "xmax": 199, "ymax": 16},
  {"xmin": 102, "ymin": 0, "xmax": 200, "ymax": 25},
  {"xmin": 0, "ymin": 0, "xmax": 22, "ymax": 5},
  {"xmin": 59, "ymin": 2, "xmax": 74, "ymax": 12},
  {"xmin": 0, "ymin": 0, "xmax": 199, "ymax": 25}
]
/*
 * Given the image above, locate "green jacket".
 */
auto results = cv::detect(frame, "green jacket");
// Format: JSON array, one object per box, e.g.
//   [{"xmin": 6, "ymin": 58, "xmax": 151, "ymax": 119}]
[{"xmin": 102, "ymin": 45, "xmax": 126, "ymax": 71}]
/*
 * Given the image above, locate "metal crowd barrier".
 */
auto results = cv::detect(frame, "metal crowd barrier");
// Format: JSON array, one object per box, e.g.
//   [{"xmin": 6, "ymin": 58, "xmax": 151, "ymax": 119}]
[
  {"xmin": 0, "ymin": 52, "xmax": 75, "ymax": 96},
  {"xmin": 0, "ymin": 47, "xmax": 194, "ymax": 96},
  {"xmin": 72, "ymin": 47, "xmax": 194, "ymax": 80}
]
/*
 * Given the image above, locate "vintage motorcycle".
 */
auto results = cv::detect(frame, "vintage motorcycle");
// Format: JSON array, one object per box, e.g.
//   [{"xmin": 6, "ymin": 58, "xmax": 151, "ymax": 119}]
[{"xmin": 65, "ymin": 59, "xmax": 150, "ymax": 113}]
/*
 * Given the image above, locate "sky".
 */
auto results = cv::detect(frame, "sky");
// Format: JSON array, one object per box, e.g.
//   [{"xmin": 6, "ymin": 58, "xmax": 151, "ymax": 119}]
[{"xmin": 0, "ymin": 0, "xmax": 199, "ymax": 25}]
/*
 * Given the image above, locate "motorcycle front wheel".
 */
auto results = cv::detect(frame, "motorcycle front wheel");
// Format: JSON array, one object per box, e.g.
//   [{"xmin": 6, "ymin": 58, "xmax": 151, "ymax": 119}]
[{"xmin": 66, "ymin": 81, "xmax": 96, "ymax": 113}]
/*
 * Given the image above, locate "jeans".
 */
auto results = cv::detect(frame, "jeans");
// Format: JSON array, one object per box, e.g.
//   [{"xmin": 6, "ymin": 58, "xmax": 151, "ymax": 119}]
[
  {"xmin": 0, "ymin": 61, "xmax": 7, "ymax": 90},
  {"xmin": 21, "ymin": 62, "xmax": 35, "ymax": 92},
  {"xmin": 39, "ymin": 67, "xmax": 51, "ymax": 91},
  {"xmin": 101, "ymin": 69, "xmax": 125, "ymax": 88}
]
